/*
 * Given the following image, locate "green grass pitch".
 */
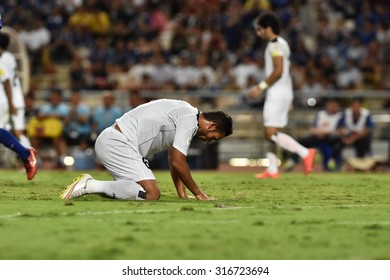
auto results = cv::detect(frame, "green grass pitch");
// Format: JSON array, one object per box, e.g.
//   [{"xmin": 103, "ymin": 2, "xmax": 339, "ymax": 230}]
[{"xmin": 0, "ymin": 169, "xmax": 389, "ymax": 260}]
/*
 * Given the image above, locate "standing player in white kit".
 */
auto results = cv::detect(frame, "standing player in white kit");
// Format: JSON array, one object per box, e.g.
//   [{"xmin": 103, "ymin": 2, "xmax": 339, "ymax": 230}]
[
  {"xmin": 0, "ymin": 33, "xmax": 31, "ymax": 148},
  {"xmin": 249, "ymin": 12, "xmax": 315, "ymax": 178},
  {"xmin": 61, "ymin": 99, "xmax": 233, "ymax": 201}
]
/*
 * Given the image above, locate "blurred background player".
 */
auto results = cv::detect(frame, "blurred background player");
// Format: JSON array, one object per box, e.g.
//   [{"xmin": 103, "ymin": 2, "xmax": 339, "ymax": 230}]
[
  {"xmin": 0, "ymin": 33, "xmax": 31, "ymax": 148},
  {"xmin": 1, "ymin": 17, "xmax": 37, "ymax": 180},
  {"xmin": 249, "ymin": 12, "xmax": 315, "ymax": 179}
]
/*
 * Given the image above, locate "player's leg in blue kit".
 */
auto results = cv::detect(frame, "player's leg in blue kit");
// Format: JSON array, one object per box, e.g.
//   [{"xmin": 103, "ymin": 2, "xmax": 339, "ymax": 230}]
[
  {"xmin": 0, "ymin": 128, "xmax": 30, "ymax": 160},
  {"xmin": 0, "ymin": 128, "xmax": 38, "ymax": 180}
]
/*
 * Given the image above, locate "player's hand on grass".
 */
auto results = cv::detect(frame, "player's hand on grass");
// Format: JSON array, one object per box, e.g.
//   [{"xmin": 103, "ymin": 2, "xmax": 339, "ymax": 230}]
[{"xmin": 195, "ymin": 192, "xmax": 216, "ymax": 201}]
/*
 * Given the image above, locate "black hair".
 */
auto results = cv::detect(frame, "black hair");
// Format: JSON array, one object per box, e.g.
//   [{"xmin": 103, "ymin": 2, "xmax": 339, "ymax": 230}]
[
  {"xmin": 203, "ymin": 111, "xmax": 233, "ymax": 137},
  {"xmin": 257, "ymin": 12, "xmax": 281, "ymax": 34},
  {"xmin": 0, "ymin": 33, "xmax": 10, "ymax": 50}
]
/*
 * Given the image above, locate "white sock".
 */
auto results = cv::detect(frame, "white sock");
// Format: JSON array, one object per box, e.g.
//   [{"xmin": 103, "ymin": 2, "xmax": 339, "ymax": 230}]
[
  {"xmin": 271, "ymin": 132, "xmax": 308, "ymax": 159},
  {"xmin": 19, "ymin": 134, "xmax": 31, "ymax": 148},
  {"xmin": 266, "ymin": 152, "xmax": 279, "ymax": 173},
  {"xmin": 86, "ymin": 179, "xmax": 146, "ymax": 200}
]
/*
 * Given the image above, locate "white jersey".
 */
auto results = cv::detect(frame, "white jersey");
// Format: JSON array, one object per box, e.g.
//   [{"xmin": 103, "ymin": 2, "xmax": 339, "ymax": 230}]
[
  {"xmin": 0, "ymin": 51, "xmax": 25, "ymax": 108},
  {"xmin": 344, "ymin": 108, "xmax": 371, "ymax": 133},
  {"xmin": 116, "ymin": 99, "xmax": 199, "ymax": 157},
  {"xmin": 264, "ymin": 36, "xmax": 293, "ymax": 100},
  {"xmin": 314, "ymin": 111, "xmax": 343, "ymax": 133}
]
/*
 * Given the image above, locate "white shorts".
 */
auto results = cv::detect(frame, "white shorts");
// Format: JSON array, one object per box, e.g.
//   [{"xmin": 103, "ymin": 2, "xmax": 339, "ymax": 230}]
[
  {"xmin": 0, "ymin": 106, "xmax": 9, "ymax": 128},
  {"xmin": 263, "ymin": 98, "xmax": 292, "ymax": 128},
  {"xmin": 95, "ymin": 126, "xmax": 155, "ymax": 182}
]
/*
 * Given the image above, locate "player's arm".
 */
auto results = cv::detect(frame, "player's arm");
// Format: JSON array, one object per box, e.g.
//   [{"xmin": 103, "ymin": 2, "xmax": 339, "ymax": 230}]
[
  {"xmin": 168, "ymin": 146, "xmax": 188, "ymax": 199},
  {"xmin": 249, "ymin": 55, "xmax": 283, "ymax": 99},
  {"xmin": 168, "ymin": 146, "xmax": 210, "ymax": 200}
]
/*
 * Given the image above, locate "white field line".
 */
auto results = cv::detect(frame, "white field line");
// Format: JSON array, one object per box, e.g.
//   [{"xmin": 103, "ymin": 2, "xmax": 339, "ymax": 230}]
[
  {"xmin": 1, "ymin": 204, "xmax": 389, "ymax": 222},
  {"xmin": 335, "ymin": 221, "xmax": 390, "ymax": 226},
  {"xmin": 294, "ymin": 204, "xmax": 380, "ymax": 209},
  {"xmin": 0, "ymin": 206, "xmax": 255, "ymax": 220},
  {"xmin": 175, "ymin": 219, "xmax": 241, "ymax": 224}
]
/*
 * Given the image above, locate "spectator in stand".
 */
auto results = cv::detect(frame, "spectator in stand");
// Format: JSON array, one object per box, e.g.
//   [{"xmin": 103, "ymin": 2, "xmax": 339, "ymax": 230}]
[
  {"xmin": 150, "ymin": 53, "xmax": 174, "ymax": 90},
  {"xmin": 67, "ymin": 2, "xmax": 110, "ymax": 36},
  {"xmin": 298, "ymin": 72, "xmax": 325, "ymax": 108},
  {"xmin": 85, "ymin": 59, "xmax": 111, "ymax": 90},
  {"xmin": 107, "ymin": 39, "xmax": 132, "ymax": 74},
  {"xmin": 346, "ymin": 37, "xmax": 366, "ymax": 63},
  {"xmin": 359, "ymin": 40, "xmax": 384, "ymax": 87},
  {"xmin": 286, "ymin": 98, "xmax": 344, "ymax": 171},
  {"xmin": 193, "ymin": 54, "xmax": 216, "ymax": 89},
  {"xmin": 50, "ymin": 25, "xmax": 75, "ymax": 62},
  {"xmin": 233, "ymin": 54, "xmax": 263, "ymax": 90},
  {"xmin": 63, "ymin": 90, "xmax": 92, "ymax": 152},
  {"xmin": 27, "ymin": 88, "xmax": 69, "ymax": 167},
  {"xmin": 127, "ymin": 53, "xmax": 156, "ymax": 87},
  {"xmin": 24, "ymin": 92, "xmax": 39, "ymax": 125},
  {"xmin": 89, "ymin": 35, "xmax": 111, "ymax": 65},
  {"xmin": 338, "ymin": 97, "xmax": 375, "ymax": 158},
  {"xmin": 69, "ymin": 54, "xmax": 87, "ymax": 90},
  {"xmin": 336, "ymin": 59, "xmax": 363, "ymax": 90},
  {"xmin": 214, "ymin": 58, "xmax": 238, "ymax": 91},
  {"xmin": 91, "ymin": 91, "xmax": 122, "ymax": 139},
  {"xmin": 17, "ymin": 14, "xmax": 51, "ymax": 74},
  {"xmin": 172, "ymin": 52, "xmax": 197, "ymax": 90}
]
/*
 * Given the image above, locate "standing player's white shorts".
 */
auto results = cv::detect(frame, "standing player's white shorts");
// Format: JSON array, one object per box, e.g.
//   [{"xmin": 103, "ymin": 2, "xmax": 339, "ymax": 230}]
[
  {"xmin": 95, "ymin": 126, "xmax": 155, "ymax": 182},
  {"xmin": 263, "ymin": 97, "xmax": 293, "ymax": 128}
]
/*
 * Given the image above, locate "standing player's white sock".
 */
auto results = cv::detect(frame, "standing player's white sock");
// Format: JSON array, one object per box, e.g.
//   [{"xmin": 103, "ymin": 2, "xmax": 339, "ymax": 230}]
[
  {"xmin": 19, "ymin": 134, "xmax": 31, "ymax": 148},
  {"xmin": 86, "ymin": 179, "xmax": 146, "ymax": 200},
  {"xmin": 271, "ymin": 132, "xmax": 309, "ymax": 159},
  {"xmin": 266, "ymin": 152, "xmax": 279, "ymax": 173}
]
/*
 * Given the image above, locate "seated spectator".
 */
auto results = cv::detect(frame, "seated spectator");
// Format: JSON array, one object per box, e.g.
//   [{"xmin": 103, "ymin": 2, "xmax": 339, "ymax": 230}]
[
  {"xmin": 298, "ymin": 72, "xmax": 325, "ymax": 108},
  {"xmin": 91, "ymin": 91, "xmax": 122, "ymax": 139},
  {"xmin": 63, "ymin": 90, "xmax": 92, "ymax": 151},
  {"xmin": 336, "ymin": 59, "xmax": 363, "ymax": 90},
  {"xmin": 214, "ymin": 58, "xmax": 238, "ymax": 90},
  {"xmin": 17, "ymin": 15, "xmax": 51, "ymax": 74},
  {"xmin": 172, "ymin": 52, "xmax": 197, "ymax": 90},
  {"xmin": 127, "ymin": 53, "xmax": 156, "ymax": 87},
  {"xmin": 285, "ymin": 98, "xmax": 344, "ymax": 171},
  {"xmin": 27, "ymin": 88, "xmax": 69, "ymax": 166},
  {"xmin": 150, "ymin": 53, "xmax": 174, "ymax": 90},
  {"xmin": 233, "ymin": 54, "xmax": 263, "ymax": 90},
  {"xmin": 24, "ymin": 92, "xmax": 39, "ymax": 125},
  {"xmin": 85, "ymin": 59, "xmax": 112, "ymax": 90},
  {"xmin": 193, "ymin": 54, "xmax": 216, "ymax": 88},
  {"xmin": 338, "ymin": 97, "xmax": 375, "ymax": 158},
  {"xmin": 106, "ymin": 39, "xmax": 132, "ymax": 74},
  {"xmin": 69, "ymin": 55, "xmax": 87, "ymax": 90}
]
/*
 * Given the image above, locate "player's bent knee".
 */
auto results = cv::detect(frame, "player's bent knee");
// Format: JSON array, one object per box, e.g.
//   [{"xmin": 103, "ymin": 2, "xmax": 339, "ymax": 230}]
[
  {"xmin": 137, "ymin": 180, "xmax": 160, "ymax": 200},
  {"xmin": 146, "ymin": 187, "xmax": 160, "ymax": 200}
]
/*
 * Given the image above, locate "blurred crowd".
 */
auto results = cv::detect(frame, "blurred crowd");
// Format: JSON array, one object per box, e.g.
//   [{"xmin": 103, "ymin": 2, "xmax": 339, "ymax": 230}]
[
  {"xmin": 1, "ymin": 0, "xmax": 389, "ymax": 96},
  {"xmin": 1, "ymin": 0, "xmax": 390, "ymax": 168}
]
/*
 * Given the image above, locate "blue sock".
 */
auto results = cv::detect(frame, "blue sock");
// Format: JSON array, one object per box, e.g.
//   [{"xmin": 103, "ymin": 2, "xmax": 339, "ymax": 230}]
[{"xmin": 0, "ymin": 128, "xmax": 30, "ymax": 162}]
